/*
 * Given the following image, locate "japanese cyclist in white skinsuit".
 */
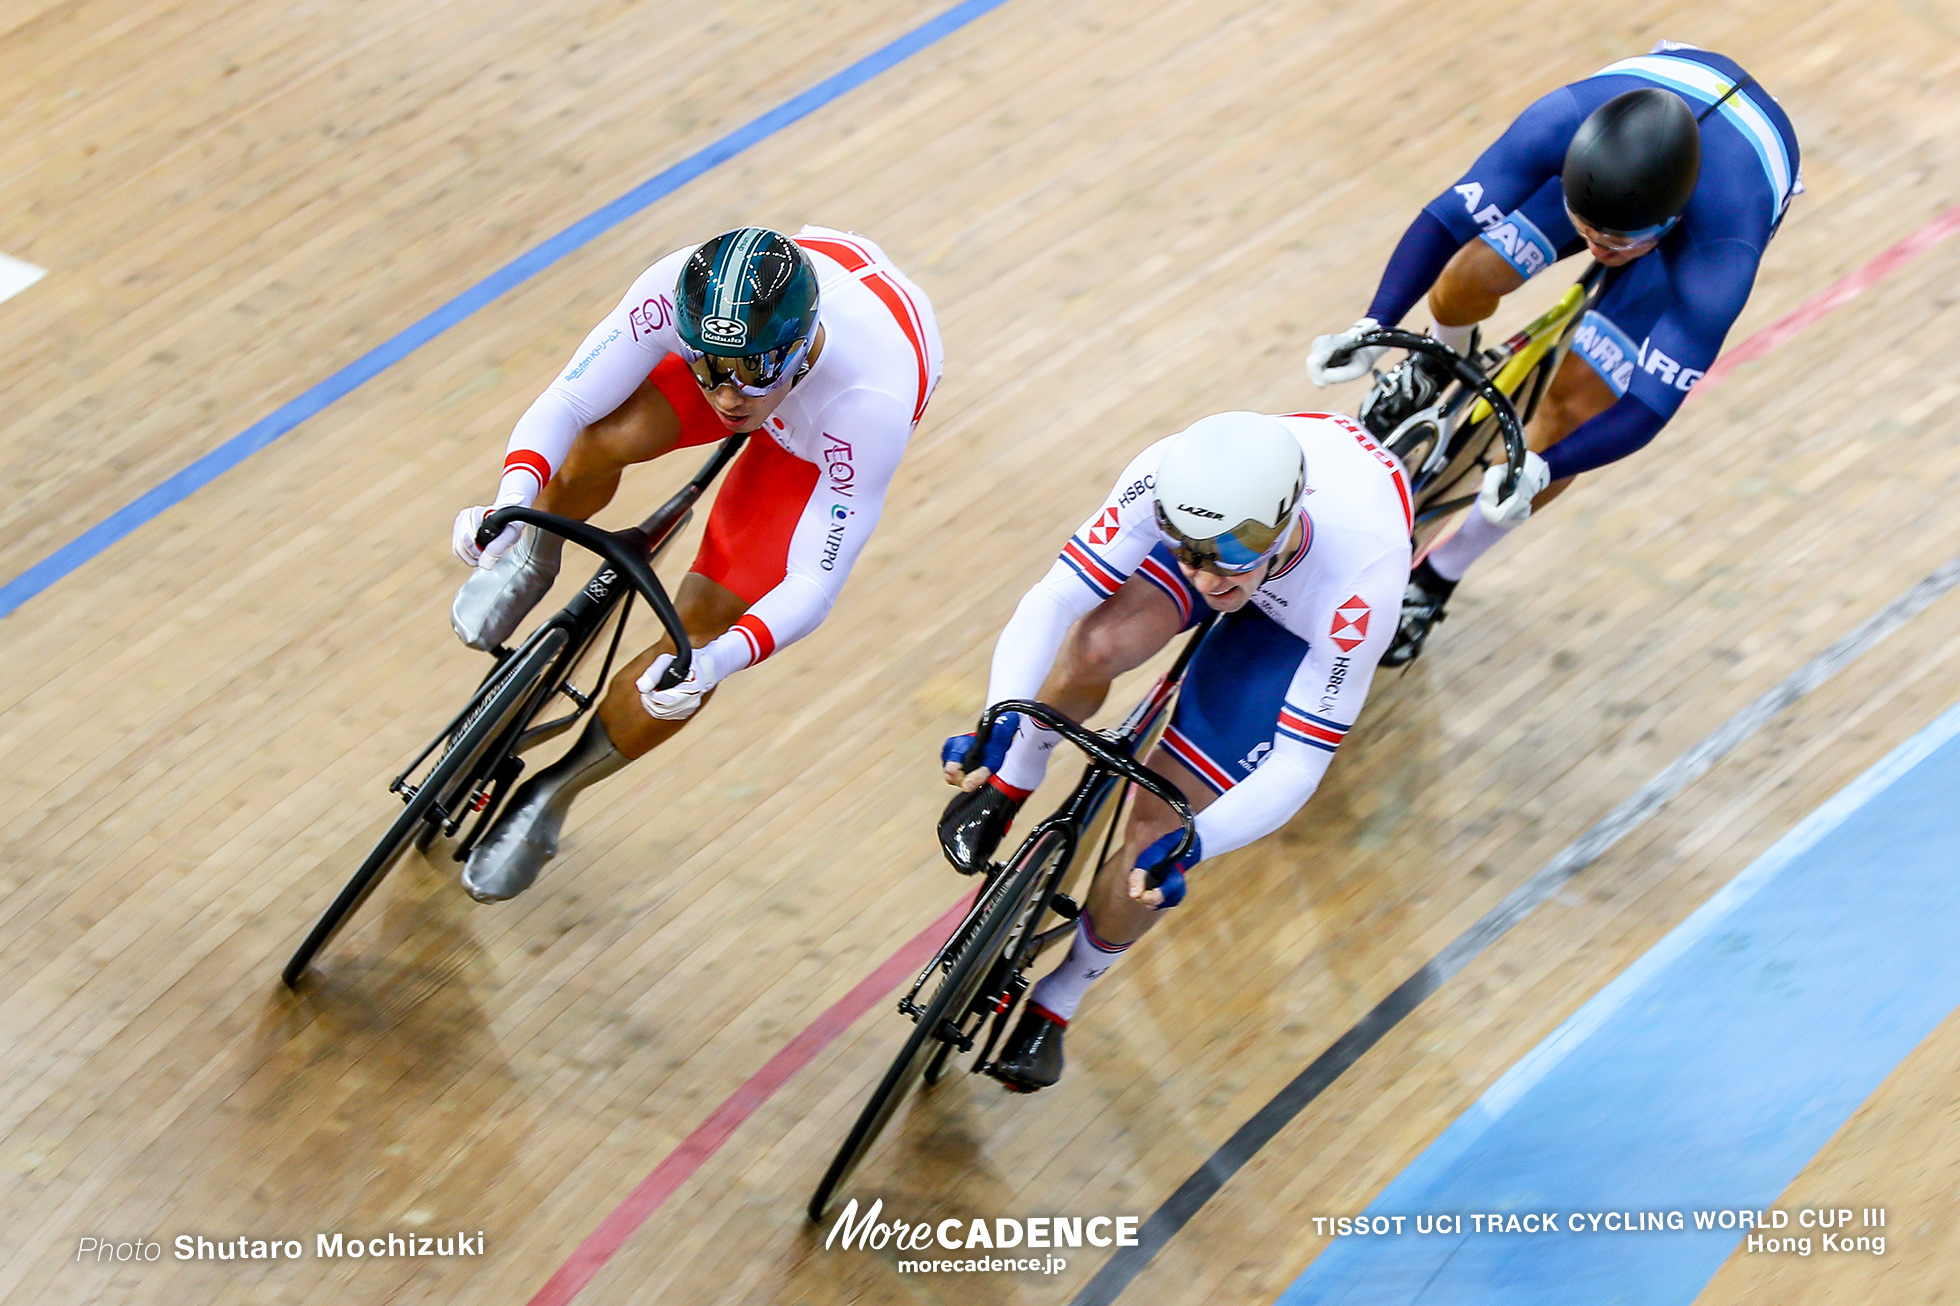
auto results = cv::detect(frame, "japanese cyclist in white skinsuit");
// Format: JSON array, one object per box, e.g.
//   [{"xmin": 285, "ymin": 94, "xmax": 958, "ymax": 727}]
[
  {"xmin": 447, "ymin": 226, "xmax": 941, "ymax": 903},
  {"xmin": 939, "ymin": 411, "xmax": 1410, "ymax": 1089}
]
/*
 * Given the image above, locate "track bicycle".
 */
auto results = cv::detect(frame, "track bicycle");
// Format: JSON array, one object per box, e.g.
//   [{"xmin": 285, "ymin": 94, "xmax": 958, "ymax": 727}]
[
  {"xmin": 280, "ymin": 435, "xmax": 748, "ymax": 988},
  {"xmin": 805, "ymin": 342, "xmax": 1536, "ymax": 1215},
  {"xmin": 808, "ymin": 624, "xmax": 1208, "ymax": 1220},
  {"xmin": 1346, "ymin": 261, "xmax": 1607, "ymax": 553}
]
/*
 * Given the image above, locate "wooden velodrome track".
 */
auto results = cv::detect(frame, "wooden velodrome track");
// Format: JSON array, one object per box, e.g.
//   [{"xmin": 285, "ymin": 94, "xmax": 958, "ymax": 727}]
[{"xmin": 5, "ymin": 0, "xmax": 1960, "ymax": 1301}]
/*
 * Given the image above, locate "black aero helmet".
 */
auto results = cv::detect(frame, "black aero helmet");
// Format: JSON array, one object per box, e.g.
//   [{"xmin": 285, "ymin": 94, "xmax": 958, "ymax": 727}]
[
  {"xmin": 676, "ymin": 227, "xmax": 820, "ymax": 358},
  {"xmin": 1561, "ymin": 88, "xmax": 1702, "ymax": 236}
]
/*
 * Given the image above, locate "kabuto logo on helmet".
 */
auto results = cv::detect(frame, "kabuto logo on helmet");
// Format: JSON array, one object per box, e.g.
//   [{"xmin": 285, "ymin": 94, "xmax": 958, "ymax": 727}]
[{"xmin": 700, "ymin": 315, "xmax": 748, "ymax": 349}]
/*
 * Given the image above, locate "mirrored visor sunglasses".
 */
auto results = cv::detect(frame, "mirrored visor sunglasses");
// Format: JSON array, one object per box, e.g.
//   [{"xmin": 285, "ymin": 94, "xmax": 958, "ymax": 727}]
[
  {"xmin": 1156, "ymin": 504, "xmax": 1288, "ymax": 575},
  {"xmin": 681, "ymin": 337, "xmax": 809, "ymax": 396}
]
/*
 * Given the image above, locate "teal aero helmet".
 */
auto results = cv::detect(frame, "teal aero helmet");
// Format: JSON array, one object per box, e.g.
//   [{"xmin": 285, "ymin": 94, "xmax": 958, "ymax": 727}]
[{"xmin": 675, "ymin": 228, "xmax": 821, "ymax": 390}]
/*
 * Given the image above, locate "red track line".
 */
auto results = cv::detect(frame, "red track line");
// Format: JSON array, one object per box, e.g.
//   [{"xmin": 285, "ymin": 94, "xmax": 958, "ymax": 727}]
[
  {"xmin": 1411, "ymin": 199, "xmax": 1960, "ymax": 570},
  {"xmin": 1699, "ymin": 200, "xmax": 1960, "ymax": 394},
  {"xmin": 528, "ymin": 201, "xmax": 1960, "ymax": 1306},
  {"xmin": 525, "ymin": 891, "xmax": 973, "ymax": 1306}
]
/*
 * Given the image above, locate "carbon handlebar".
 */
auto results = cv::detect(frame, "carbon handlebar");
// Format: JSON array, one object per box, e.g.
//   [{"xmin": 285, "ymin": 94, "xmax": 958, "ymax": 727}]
[
  {"xmin": 477, "ymin": 507, "xmax": 692, "ymax": 690},
  {"xmin": 1333, "ymin": 327, "xmax": 1530, "ymax": 502},
  {"xmin": 973, "ymin": 700, "xmax": 1198, "ymax": 891}
]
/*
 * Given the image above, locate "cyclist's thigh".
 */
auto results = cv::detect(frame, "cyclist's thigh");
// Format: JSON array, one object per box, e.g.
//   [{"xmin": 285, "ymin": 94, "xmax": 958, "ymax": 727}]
[
  {"xmin": 570, "ymin": 355, "xmax": 728, "ymax": 473},
  {"xmin": 1529, "ymin": 350, "xmax": 1619, "ymax": 453},
  {"xmin": 689, "ymin": 434, "xmax": 820, "ymax": 610},
  {"xmin": 1060, "ymin": 544, "xmax": 1203, "ymax": 685},
  {"xmin": 1119, "ymin": 747, "xmax": 1216, "ymax": 845},
  {"xmin": 1157, "ymin": 606, "xmax": 1310, "ymax": 799},
  {"xmin": 1544, "ymin": 254, "xmax": 1677, "ymax": 450},
  {"xmin": 611, "ymin": 434, "xmax": 817, "ymax": 688},
  {"xmin": 1089, "ymin": 610, "xmax": 1304, "ymax": 914}
]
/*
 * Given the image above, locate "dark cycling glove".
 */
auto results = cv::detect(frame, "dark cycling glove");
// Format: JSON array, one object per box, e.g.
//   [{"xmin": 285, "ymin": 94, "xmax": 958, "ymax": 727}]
[
  {"xmin": 941, "ymin": 711, "xmax": 1022, "ymax": 777},
  {"xmin": 1135, "ymin": 828, "xmax": 1202, "ymax": 910}
]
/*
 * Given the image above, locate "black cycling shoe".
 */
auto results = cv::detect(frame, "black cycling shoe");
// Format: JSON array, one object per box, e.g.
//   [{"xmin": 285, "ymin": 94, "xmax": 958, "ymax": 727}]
[
  {"xmin": 992, "ymin": 1005, "xmax": 1066, "ymax": 1092},
  {"xmin": 937, "ymin": 781, "xmax": 1023, "ymax": 874},
  {"xmin": 1359, "ymin": 330, "xmax": 1472, "ymax": 441},
  {"xmin": 1383, "ymin": 558, "xmax": 1457, "ymax": 667}
]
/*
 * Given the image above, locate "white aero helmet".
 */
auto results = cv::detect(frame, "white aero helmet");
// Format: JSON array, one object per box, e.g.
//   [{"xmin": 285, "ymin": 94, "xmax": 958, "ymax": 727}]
[{"xmin": 1153, "ymin": 412, "xmax": 1306, "ymax": 573}]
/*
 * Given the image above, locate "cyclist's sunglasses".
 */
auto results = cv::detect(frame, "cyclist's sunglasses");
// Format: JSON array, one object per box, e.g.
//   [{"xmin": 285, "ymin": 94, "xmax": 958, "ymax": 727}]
[
  {"xmin": 680, "ymin": 336, "xmax": 809, "ymax": 397},
  {"xmin": 1568, "ymin": 207, "xmax": 1678, "ymax": 252},
  {"xmin": 1156, "ymin": 504, "xmax": 1289, "ymax": 575}
]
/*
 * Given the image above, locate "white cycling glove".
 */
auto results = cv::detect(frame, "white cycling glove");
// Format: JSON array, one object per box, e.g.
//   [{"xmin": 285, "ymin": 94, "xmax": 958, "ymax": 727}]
[
  {"xmin": 637, "ymin": 645, "xmax": 732, "ymax": 722},
  {"xmin": 1305, "ymin": 317, "xmax": 1385, "ymax": 386},
  {"xmin": 451, "ymin": 494, "xmax": 527, "ymax": 568},
  {"xmin": 1477, "ymin": 451, "xmax": 1551, "ymax": 526}
]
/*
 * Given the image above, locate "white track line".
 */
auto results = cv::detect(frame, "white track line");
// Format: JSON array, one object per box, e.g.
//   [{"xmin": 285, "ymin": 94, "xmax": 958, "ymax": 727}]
[{"xmin": 0, "ymin": 254, "xmax": 46, "ymax": 304}]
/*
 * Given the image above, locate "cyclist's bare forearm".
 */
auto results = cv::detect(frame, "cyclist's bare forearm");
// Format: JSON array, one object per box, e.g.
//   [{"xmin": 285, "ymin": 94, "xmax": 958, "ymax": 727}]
[
  {"xmin": 1036, "ymin": 579, "xmax": 1186, "ymax": 723},
  {"xmin": 533, "ymin": 372, "xmax": 689, "ymax": 521},
  {"xmin": 1427, "ymin": 240, "xmax": 1527, "ymax": 329}
]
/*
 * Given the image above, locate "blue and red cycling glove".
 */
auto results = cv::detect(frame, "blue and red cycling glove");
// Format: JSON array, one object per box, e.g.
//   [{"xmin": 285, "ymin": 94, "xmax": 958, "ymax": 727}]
[
  {"xmin": 942, "ymin": 711, "xmax": 1022, "ymax": 781},
  {"xmin": 1135, "ymin": 827, "xmax": 1202, "ymax": 910}
]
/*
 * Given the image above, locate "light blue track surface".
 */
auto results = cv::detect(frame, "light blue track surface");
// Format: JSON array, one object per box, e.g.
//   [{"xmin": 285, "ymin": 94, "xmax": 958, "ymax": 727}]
[
  {"xmin": 1279, "ymin": 700, "xmax": 1960, "ymax": 1306},
  {"xmin": 0, "ymin": 0, "xmax": 1013, "ymax": 622}
]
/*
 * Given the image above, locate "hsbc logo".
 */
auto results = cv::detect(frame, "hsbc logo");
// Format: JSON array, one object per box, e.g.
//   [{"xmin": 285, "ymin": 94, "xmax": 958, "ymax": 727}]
[
  {"xmin": 1318, "ymin": 655, "xmax": 1352, "ymax": 714},
  {"xmin": 1329, "ymin": 595, "xmax": 1370, "ymax": 652},
  {"xmin": 1087, "ymin": 507, "xmax": 1120, "ymax": 546}
]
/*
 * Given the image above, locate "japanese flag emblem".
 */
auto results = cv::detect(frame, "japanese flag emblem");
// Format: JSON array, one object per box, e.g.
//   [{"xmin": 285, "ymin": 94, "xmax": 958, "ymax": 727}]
[
  {"xmin": 1087, "ymin": 507, "xmax": 1121, "ymax": 547},
  {"xmin": 1329, "ymin": 595, "xmax": 1371, "ymax": 652}
]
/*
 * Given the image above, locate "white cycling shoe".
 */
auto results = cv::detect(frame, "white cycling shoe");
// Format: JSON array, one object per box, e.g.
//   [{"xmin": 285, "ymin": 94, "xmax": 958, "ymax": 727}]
[
  {"xmin": 462, "ymin": 716, "xmax": 628, "ymax": 903},
  {"xmin": 451, "ymin": 527, "xmax": 564, "ymax": 652}
]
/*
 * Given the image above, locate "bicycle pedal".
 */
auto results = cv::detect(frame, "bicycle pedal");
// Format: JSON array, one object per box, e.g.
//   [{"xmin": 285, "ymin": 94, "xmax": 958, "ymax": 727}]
[{"xmin": 1049, "ymin": 893, "xmax": 1080, "ymax": 921}]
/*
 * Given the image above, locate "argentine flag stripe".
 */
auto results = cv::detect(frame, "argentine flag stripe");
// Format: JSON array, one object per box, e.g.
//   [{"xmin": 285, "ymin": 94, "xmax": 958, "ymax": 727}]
[{"xmin": 1595, "ymin": 55, "xmax": 1795, "ymax": 227}]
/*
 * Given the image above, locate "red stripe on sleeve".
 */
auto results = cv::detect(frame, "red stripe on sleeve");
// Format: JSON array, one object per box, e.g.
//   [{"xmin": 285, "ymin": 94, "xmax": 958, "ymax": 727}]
[
  {"xmin": 732, "ymin": 614, "xmax": 776, "ymax": 665},
  {"xmin": 1280, "ymin": 712, "xmax": 1344, "ymax": 746},
  {"xmin": 503, "ymin": 449, "xmax": 553, "ymax": 490},
  {"xmin": 1062, "ymin": 540, "xmax": 1123, "ymax": 592},
  {"xmin": 794, "ymin": 237, "xmax": 872, "ymax": 272},
  {"xmin": 793, "ymin": 237, "xmax": 933, "ymax": 425},
  {"xmin": 862, "ymin": 273, "xmax": 932, "ymax": 424}
]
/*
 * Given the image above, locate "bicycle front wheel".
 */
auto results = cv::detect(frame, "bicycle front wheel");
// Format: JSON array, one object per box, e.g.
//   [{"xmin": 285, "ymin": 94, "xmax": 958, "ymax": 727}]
[
  {"xmin": 281, "ymin": 627, "xmax": 570, "ymax": 987},
  {"xmin": 807, "ymin": 828, "xmax": 1067, "ymax": 1221}
]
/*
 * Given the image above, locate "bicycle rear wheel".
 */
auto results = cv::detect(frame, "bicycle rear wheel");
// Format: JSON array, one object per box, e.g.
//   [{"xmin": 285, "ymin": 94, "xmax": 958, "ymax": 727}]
[
  {"xmin": 281, "ymin": 627, "xmax": 570, "ymax": 987},
  {"xmin": 807, "ymin": 828, "xmax": 1068, "ymax": 1221}
]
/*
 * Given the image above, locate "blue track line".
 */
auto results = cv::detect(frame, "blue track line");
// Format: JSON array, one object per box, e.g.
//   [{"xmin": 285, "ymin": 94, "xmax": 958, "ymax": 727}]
[
  {"xmin": 1276, "ymin": 698, "xmax": 1960, "ymax": 1305},
  {"xmin": 0, "ymin": 0, "xmax": 1014, "ymax": 622}
]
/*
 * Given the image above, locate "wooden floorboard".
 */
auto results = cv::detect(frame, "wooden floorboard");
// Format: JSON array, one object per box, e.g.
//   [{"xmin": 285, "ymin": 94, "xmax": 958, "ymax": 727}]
[{"xmin": 7, "ymin": 0, "xmax": 1960, "ymax": 1302}]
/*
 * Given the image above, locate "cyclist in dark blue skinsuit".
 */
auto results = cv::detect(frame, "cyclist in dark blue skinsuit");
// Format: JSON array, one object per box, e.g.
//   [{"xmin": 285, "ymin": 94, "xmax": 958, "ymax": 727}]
[{"xmin": 1306, "ymin": 43, "xmax": 1802, "ymax": 663}]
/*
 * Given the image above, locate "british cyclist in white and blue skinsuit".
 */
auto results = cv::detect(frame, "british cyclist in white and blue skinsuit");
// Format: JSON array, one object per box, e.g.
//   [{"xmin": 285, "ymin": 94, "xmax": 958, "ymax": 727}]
[
  {"xmin": 938, "ymin": 411, "xmax": 1411, "ymax": 1090},
  {"xmin": 1307, "ymin": 43, "xmax": 1802, "ymax": 664}
]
